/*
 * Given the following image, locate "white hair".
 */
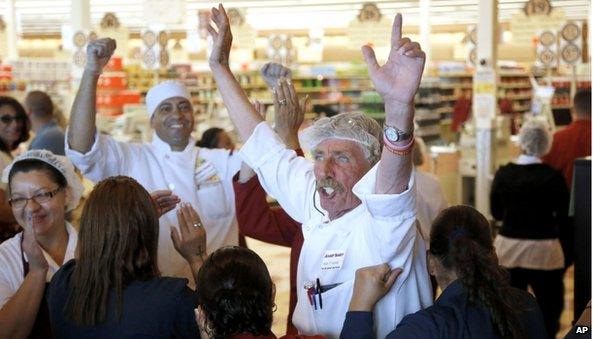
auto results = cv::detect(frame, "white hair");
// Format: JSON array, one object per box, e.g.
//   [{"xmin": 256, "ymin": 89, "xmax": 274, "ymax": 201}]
[
  {"xmin": 519, "ymin": 119, "xmax": 552, "ymax": 157},
  {"xmin": 299, "ymin": 112, "xmax": 383, "ymax": 164}
]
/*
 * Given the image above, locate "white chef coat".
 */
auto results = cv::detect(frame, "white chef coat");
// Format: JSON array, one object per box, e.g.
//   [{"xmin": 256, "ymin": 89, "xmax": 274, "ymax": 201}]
[
  {"xmin": 415, "ymin": 169, "xmax": 448, "ymax": 248},
  {"xmin": 66, "ymin": 132, "xmax": 242, "ymax": 282},
  {"xmin": 240, "ymin": 122, "xmax": 433, "ymax": 339},
  {"xmin": 494, "ymin": 154, "xmax": 565, "ymax": 270},
  {"xmin": 0, "ymin": 222, "xmax": 77, "ymax": 308}
]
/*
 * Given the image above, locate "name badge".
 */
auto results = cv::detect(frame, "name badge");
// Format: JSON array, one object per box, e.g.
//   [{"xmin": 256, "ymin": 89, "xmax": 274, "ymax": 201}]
[{"xmin": 321, "ymin": 250, "xmax": 345, "ymax": 271}]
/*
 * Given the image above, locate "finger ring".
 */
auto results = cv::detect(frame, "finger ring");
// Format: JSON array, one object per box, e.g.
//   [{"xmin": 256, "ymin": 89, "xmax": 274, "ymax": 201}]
[
  {"xmin": 193, "ymin": 222, "xmax": 202, "ymax": 228},
  {"xmin": 279, "ymin": 99, "xmax": 287, "ymax": 106}
]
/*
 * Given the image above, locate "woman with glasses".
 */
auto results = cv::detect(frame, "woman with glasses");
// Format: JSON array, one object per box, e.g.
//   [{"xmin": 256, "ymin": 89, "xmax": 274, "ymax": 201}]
[
  {"xmin": 0, "ymin": 149, "xmax": 83, "ymax": 338},
  {"xmin": 0, "ymin": 96, "xmax": 30, "ymax": 242}
]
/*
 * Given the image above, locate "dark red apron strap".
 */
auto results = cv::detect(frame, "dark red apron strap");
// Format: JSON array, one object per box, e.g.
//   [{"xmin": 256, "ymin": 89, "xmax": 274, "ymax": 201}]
[{"xmin": 20, "ymin": 233, "xmax": 53, "ymax": 339}]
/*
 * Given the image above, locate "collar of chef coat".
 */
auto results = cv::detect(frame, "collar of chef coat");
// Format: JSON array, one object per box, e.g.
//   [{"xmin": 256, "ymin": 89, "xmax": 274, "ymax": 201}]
[
  {"xmin": 515, "ymin": 154, "xmax": 542, "ymax": 165},
  {"xmin": 150, "ymin": 132, "xmax": 197, "ymax": 156}
]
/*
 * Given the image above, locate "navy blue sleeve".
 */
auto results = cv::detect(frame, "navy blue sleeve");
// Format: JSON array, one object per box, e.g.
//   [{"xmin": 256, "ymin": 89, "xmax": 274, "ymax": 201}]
[
  {"xmin": 340, "ymin": 311, "xmax": 375, "ymax": 339},
  {"xmin": 519, "ymin": 294, "xmax": 548, "ymax": 339},
  {"xmin": 172, "ymin": 286, "xmax": 200, "ymax": 339},
  {"xmin": 390, "ymin": 313, "xmax": 438, "ymax": 339}
]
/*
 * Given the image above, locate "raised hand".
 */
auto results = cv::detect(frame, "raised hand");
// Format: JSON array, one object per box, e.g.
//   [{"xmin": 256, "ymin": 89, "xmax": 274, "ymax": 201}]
[
  {"xmin": 349, "ymin": 264, "xmax": 402, "ymax": 311},
  {"xmin": 261, "ymin": 62, "xmax": 292, "ymax": 89},
  {"xmin": 151, "ymin": 190, "xmax": 181, "ymax": 218},
  {"xmin": 207, "ymin": 4, "xmax": 232, "ymax": 69},
  {"xmin": 273, "ymin": 78, "xmax": 307, "ymax": 150},
  {"xmin": 171, "ymin": 203, "xmax": 207, "ymax": 264},
  {"xmin": 22, "ymin": 213, "xmax": 48, "ymax": 273},
  {"xmin": 85, "ymin": 38, "xmax": 116, "ymax": 74},
  {"xmin": 361, "ymin": 14, "xmax": 425, "ymax": 106}
]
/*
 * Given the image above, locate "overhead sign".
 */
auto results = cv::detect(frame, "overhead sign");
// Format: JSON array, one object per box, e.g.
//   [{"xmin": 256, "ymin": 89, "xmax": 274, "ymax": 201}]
[
  {"xmin": 510, "ymin": 8, "xmax": 566, "ymax": 44},
  {"xmin": 347, "ymin": 3, "xmax": 391, "ymax": 48}
]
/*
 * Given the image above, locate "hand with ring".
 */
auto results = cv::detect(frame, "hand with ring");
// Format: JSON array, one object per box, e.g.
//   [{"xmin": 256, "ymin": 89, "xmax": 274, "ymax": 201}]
[
  {"xmin": 273, "ymin": 78, "xmax": 308, "ymax": 150},
  {"xmin": 171, "ymin": 202, "xmax": 207, "ymax": 265}
]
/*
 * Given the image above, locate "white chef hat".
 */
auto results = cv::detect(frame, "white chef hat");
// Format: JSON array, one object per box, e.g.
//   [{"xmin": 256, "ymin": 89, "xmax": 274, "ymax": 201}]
[
  {"xmin": 145, "ymin": 80, "xmax": 191, "ymax": 118},
  {"xmin": 299, "ymin": 112, "xmax": 383, "ymax": 165},
  {"xmin": 2, "ymin": 150, "xmax": 84, "ymax": 212}
]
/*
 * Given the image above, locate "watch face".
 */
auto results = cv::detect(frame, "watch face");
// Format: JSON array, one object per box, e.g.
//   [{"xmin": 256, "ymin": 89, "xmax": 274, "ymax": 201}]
[{"xmin": 385, "ymin": 128, "xmax": 399, "ymax": 142}]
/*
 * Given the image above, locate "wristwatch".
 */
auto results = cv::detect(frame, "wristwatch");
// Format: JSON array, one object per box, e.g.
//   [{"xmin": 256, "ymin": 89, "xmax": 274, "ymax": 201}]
[{"xmin": 383, "ymin": 124, "xmax": 413, "ymax": 143}]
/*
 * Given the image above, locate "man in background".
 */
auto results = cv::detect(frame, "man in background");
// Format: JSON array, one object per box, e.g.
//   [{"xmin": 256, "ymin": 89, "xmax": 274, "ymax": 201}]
[
  {"xmin": 543, "ymin": 89, "xmax": 591, "ymax": 188},
  {"xmin": 24, "ymin": 91, "xmax": 65, "ymax": 155}
]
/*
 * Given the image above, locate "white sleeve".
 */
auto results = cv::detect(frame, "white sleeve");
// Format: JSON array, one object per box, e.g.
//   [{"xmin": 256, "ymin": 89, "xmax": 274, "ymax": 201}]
[
  {"xmin": 239, "ymin": 122, "xmax": 316, "ymax": 223},
  {"xmin": 0, "ymin": 263, "xmax": 15, "ymax": 309},
  {"xmin": 354, "ymin": 164, "xmax": 418, "ymax": 262},
  {"xmin": 65, "ymin": 130, "xmax": 131, "ymax": 183}
]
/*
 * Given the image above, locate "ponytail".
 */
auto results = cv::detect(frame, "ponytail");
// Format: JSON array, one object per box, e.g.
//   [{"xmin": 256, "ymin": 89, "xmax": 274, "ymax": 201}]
[
  {"xmin": 449, "ymin": 234, "xmax": 525, "ymax": 338},
  {"xmin": 196, "ymin": 247, "xmax": 275, "ymax": 338},
  {"xmin": 430, "ymin": 205, "xmax": 526, "ymax": 339}
]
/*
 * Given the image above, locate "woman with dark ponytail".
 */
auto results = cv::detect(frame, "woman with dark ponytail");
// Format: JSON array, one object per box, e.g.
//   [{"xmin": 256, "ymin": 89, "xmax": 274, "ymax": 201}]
[
  {"xmin": 195, "ymin": 246, "xmax": 323, "ymax": 339},
  {"xmin": 341, "ymin": 205, "xmax": 547, "ymax": 339}
]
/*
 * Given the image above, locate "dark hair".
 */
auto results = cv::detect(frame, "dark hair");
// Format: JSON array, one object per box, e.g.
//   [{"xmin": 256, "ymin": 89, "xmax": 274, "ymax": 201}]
[
  {"xmin": 24, "ymin": 91, "xmax": 54, "ymax": 118},
  {"xmin": 0, "ymin": 96, "xmax": 30, "ymax": 152},
  {"xmin": 197, "ymin": 246, "xmax": 274, "ymax": 338},
  {"xmin": 196, "ymin": 127, "xmax": 223, "ymax": 149},
  {"xmin": 66, "ymin": 176, "xmax": 160, "ymax": 326},
  {"xmin": 429, "ymin": 205, "xmax": 525, "ymax": 339},
  {"xmin": 574, "ymin": 89, "xmax": 591, "ymax": 118},
  {"xmin": 7, "ymin": 159, "xmax": 67, "ymax": 193}
]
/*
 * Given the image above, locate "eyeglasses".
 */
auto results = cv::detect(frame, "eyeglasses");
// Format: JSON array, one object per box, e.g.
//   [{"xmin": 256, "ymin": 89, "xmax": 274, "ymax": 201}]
[
  {"xmin": 8, "ymin": 187, "xmax": 63, "ymax": 208},
  {"xmin": 0, "ymin": 115, "xmax": 25, "ymax": 124}
]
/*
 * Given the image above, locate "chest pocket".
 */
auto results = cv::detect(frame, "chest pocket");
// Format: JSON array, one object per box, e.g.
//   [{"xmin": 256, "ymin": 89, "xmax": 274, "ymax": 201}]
[{"xmin": 194, "ymin": 160, "xmax": 229, "ymax": 219}]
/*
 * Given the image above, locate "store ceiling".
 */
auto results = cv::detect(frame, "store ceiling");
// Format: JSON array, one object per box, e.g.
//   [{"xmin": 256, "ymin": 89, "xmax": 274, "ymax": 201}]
[{"xmin": 0, "ymin": 0, "xmax": 590, "ymax": 36}]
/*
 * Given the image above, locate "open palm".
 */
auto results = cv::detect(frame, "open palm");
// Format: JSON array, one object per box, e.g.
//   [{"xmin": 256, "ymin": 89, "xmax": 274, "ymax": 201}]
[{"xmin": 362, "ymin": 14, "xmax": 425, "ymax": 105}]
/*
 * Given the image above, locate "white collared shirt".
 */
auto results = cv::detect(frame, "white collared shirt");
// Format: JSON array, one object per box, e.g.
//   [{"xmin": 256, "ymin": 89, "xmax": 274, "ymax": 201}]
[
  {"xmin": 66, "ymin": 132, "xmax": 242, "ymax": 282},
  {"xmin": 494, "ymin": 154, "xmax": 565, "ymax": 270},
  {"xmin": 240, "ymin": 122, "xmax": 433, "ymax": 339},
  {"xmin": 0, "ymin": 222, "xmax": 77, "ymax": 308}
]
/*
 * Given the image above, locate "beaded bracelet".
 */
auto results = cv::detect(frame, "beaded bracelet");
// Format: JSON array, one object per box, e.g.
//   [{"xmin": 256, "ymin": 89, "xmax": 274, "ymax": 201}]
[{"xmin": 383, "ymin": 136, "xmax": 415, "ymax": 156}]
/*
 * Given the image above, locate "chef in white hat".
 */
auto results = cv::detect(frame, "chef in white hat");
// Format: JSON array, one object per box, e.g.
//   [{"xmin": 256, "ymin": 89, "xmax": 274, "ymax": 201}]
[{"xmin": 65, "ymin": 38, "xmax": 242, "ymax": 285}]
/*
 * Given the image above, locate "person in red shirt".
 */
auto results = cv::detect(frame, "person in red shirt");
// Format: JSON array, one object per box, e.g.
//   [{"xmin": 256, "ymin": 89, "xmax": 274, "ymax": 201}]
[
  {"xmin": 233, "ymin": 63, "xmax": 305, "ymax": 335},
  {"xmin": 542, "ymin": 89, "xmax": 591, "ymax": 188}
]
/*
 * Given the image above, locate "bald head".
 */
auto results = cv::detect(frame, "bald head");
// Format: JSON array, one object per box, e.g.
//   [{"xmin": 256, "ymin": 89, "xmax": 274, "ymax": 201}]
[
  {"xmin": 574, "ymin": 89, "xmax": 591, "ymax": 119},
  {"xmin": 25, "ymin": 91, "xmax": 54, "ymax": 118}
]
